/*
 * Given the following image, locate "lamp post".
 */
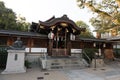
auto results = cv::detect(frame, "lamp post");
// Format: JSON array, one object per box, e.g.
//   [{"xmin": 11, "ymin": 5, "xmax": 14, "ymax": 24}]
[
  {"xmin": 93, "ymin": 42, "xmax": 97, "ymax": 70},
  {"xmin": 93, "ymin": 42, "xmax": 106, "ymax": 70},
  {"xmin": 94, "ymin": 52, "xmax": 99, "ymax": 70}
]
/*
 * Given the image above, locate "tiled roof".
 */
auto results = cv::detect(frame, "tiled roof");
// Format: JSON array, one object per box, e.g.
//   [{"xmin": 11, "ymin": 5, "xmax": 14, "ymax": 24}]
[
  {"xmin": 0, "ymin": 30, "xmax": 48, "ymax": 38},
  {"xmin": 77, "ymin": 37, "xmax": 114, "ymax": 42}
]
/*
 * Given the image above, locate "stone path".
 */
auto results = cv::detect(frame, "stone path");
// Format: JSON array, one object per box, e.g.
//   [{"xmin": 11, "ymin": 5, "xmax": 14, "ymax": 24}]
[
  {"xmin": 63, "ymin": 67, "xmax": 120, "ymax": 80},
  {"xmin": 63, "ymin": 70, "xmax": 104, "ymax": 80},
  {"xmin": 0, "ymin": 67, "xmax": 69, "ymax": 80},
  {"xmin": 1, "ymin": 66, "xmax": 120, "ymax": 80}
]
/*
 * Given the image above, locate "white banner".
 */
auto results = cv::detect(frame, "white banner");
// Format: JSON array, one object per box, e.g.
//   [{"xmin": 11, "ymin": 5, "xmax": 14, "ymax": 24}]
[
  {"xmin": 71, "ymin": 49, "xmax": 82, "ymax": 53},
  {"xmin": 25, "ymin": 48, "xmax": 47, "ymax": 53}
]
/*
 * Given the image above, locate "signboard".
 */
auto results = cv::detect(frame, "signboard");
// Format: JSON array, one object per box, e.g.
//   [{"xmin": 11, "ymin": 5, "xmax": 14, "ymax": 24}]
[{"xmin": 71, "ymin": 49, "xmax": 82, "ymax": 53}]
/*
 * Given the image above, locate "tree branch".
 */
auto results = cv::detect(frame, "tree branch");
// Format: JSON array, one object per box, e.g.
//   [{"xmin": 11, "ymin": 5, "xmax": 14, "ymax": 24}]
[
  {"xmin": 84, "ymin": 2, "xmax": 120, "ymax": 25},
  {"xmin": 116, "ymin": 0, "xmax": 120, "ymax": 8}
]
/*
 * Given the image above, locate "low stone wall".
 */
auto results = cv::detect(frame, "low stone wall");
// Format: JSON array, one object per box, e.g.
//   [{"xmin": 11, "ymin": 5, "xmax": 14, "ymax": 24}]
[{"xmin": 91, "ymin": 59, "xmax": 105, "ymax": 68}]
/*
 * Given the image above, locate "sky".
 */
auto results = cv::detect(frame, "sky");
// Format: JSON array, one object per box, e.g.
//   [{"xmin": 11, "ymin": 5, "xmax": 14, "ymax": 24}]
[{"xmin": 2, "ymin": 0, "xmax": 95, "ymax": 33}]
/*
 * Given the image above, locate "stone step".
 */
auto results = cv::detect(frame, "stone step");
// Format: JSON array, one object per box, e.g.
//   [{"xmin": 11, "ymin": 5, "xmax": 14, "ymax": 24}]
[{"xmin": 40, "ymin": 58, "xmax": 89, "ymax": 70}]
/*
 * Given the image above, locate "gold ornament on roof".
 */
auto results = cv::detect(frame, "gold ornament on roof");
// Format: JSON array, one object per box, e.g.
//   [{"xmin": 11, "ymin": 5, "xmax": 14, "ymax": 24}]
[
  {"xmin": 72, "ymin": 28, "xmax": 76, "ymax": 33},
  {"xmin": 61, "ymin": 23, "xmax": 68, "ymax": 27},
  {"xmin": 40, "ymin": 26, "xmax": 44, "ymax": 29},
  {"xmin": 51, "ymin": 26, "xmax": 56, "ymax": 30}
]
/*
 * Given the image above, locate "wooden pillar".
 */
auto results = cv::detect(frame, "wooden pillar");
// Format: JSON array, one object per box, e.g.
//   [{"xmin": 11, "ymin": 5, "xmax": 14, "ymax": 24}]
[
  {"xmin": 27, "ymin": 39, "xmax": 31, "ymax": 47},
  {"xmin": 67, "ymin": 35, "xmax": 71, "ymax": 56},
  {"xmin": 68, "ymin": 41, "xmax": 71, "ymax": 56},
  {"xmin": 48, "ymin": 39, "xmax": 53, "ymax": 56},
  {"xmin": 27, "ymin": 38, "xmax": 31, "ymax": 53},
  {"xmin": 81, "ymin": 41, "xmax": 84, "ymax": 49},
  {"xmin": 28, "ymin": 38, "xmax": 34, "ymax": 53}
]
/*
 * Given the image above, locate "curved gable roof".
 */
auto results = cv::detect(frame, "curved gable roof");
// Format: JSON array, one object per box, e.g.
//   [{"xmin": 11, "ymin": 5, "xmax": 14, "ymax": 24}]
[
  {"xmin": 30, "ymin": 15, "xmax": 85, "ymax": 35},
  {"xmin": 39, "ymin": 15, "xmax": 85, "ymax": 31}
]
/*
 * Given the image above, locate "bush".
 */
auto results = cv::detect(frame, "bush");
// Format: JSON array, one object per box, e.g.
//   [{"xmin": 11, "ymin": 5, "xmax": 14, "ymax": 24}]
[
  {"xmin": 0, "ymin": 46, "xmax": 8, "ymax": 69},
  {"xmin": 25, "ymin": 60, "xmax": 31, "ymax": 68},
  {"xmin": 83, "ymin": 48, "xmax": 98, "ymax": 64},
  {"xmin": 113, "ymin": 48, "xmax": 120, "ymax": 58}
]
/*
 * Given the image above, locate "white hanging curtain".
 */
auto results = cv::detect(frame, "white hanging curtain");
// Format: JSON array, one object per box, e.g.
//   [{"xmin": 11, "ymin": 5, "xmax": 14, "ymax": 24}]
[{"xmin": 70, "ymin": 33, "xmax": 75, "ymax": 40}]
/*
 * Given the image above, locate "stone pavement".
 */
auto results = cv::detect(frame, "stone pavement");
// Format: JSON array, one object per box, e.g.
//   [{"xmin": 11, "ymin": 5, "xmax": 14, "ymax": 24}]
[
  {"xmin": 0, "ymin": 67, "xmax": 69, "ymax": 80},
  {"xmin": 63, "ymin": 67, "xmax": 120, "ymax": 80},
  {"xmin": 1, "ymin": 65, "xmax": 120, "ymax": 80}
]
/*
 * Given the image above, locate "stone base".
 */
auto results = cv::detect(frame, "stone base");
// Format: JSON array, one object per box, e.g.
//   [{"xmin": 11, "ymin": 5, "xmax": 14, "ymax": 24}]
[
  {"xmin": 1, "ymin": 50, "xmax": 26, "ymax": 74},
  {"xmin": 1, "ymin": 67, "xmax": 26, "ymax": 74},
  {"xmin": 91, "ymin": 59, "xmax": 105, "ymax": 68}
]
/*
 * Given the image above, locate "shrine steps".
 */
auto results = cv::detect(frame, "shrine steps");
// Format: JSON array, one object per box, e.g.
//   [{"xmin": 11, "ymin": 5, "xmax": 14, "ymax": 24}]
[{"xmin": 39, "ymin": 57, "xmax": 89, "ymax": 70}]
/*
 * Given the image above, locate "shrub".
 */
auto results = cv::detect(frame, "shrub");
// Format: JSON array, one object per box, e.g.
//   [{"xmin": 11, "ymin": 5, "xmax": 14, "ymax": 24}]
[
  {"xmin": 113, "ymin": 48, "xmax": 120, "ymax": 58},
  {"xmin": 82, "ymin": 48, "xmax": 98, "ymax": 64},
  {"xmin": 25, "ymin": 60, "xmax": 31, "ymax": 68},
  {"xmin": 0, "ymin": 46, "xmax": 8, "ymax": 69}
]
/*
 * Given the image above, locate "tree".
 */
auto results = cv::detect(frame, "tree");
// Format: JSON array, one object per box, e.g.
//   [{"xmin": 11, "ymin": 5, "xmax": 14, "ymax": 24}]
[
  {"xmin": 76, "ymin": 20, "xmax": 94, "ymax": 38},
  {"xmin": 16, "ymin": 15, "xmax": 30, "ymax": 31},
  {"xmin": 0, "ymin": 1, "xmax": 16, "ymax": 30},
  {"xmin": 90, "ymin": 15, "xmax": 115, "ymax": 33},
  {"xmin": 0, "ymin": 1, "xmax": 30, "ymax": 31},
  {"xmin": 77, "ymin": 0, "xmax": 120, "ymax": 32}
]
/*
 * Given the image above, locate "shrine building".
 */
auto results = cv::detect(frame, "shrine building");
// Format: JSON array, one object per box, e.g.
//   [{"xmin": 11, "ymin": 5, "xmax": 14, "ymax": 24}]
[{"xmin": 0, "ymin": 15, "xmax": 114, "ymax": 70}]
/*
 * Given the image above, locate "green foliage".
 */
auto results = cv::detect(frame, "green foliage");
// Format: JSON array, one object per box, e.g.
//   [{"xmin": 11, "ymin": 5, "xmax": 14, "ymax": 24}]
[
  {"xmin": 113, "ymin": 48, "xmax": 120, "ymax": 58},
  {"xmin": 77, "ymin": 0, "xmax": 120, "ymax": 33},
  {"xmin": 76, "ymin": 20, "xmax": 94, "ymax": 38},
  {"xmin": 0, "ymin": 1, "xmax": 16, "ymax": 30},
  {"xmin": 77, "ymin": 0, "xmax": 96, "ymax": 9},
  {"xmin": 16, "ymin": 15, "xmax": 31, "ymax": 31},
  {"xmin": 25, "ymin": 60, "xmax": 31, "ymax": 68},
  {"xmin": 0, "ymin": 46, "xmax": 8, "ymax": 69},
  {"xmin": 0, "ymin": 1, "xmax": 30, "ymax": 31},
  {"xmin": 0, "ymin": 46, "xmax": 7, "ymax": 54},
  {"xmin": 83, "ymin": 48, "xmax": 98, "ymax": 63},
  {"xmin": 90, "ymin": 15, "xmax": 114, "ymax": 33}
]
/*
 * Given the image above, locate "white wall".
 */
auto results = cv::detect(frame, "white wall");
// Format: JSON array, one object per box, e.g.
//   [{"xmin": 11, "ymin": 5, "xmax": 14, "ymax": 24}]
[{"xmin": 25, "ymin": 48, "xmax": 47, "ymax": 53}]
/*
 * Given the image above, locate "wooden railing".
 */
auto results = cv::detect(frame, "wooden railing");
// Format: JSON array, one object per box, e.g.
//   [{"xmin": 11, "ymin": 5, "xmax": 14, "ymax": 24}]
[{"xmin": 52, "ymin": 48, "xmax": 67, "ymax": 56}]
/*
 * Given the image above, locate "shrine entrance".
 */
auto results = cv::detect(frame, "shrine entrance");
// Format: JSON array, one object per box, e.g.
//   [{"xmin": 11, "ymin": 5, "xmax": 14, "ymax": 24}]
[
  {"xmin": 52, "ymin": 26, "xmax": 68, "ymax": 56},
  {"xmin": 48, "ymin": 23, "xmax": 71, "ymax": 57},
  {"xmin": 37, "ymin": 15, "xmax": 85, "ymax": 57}
]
